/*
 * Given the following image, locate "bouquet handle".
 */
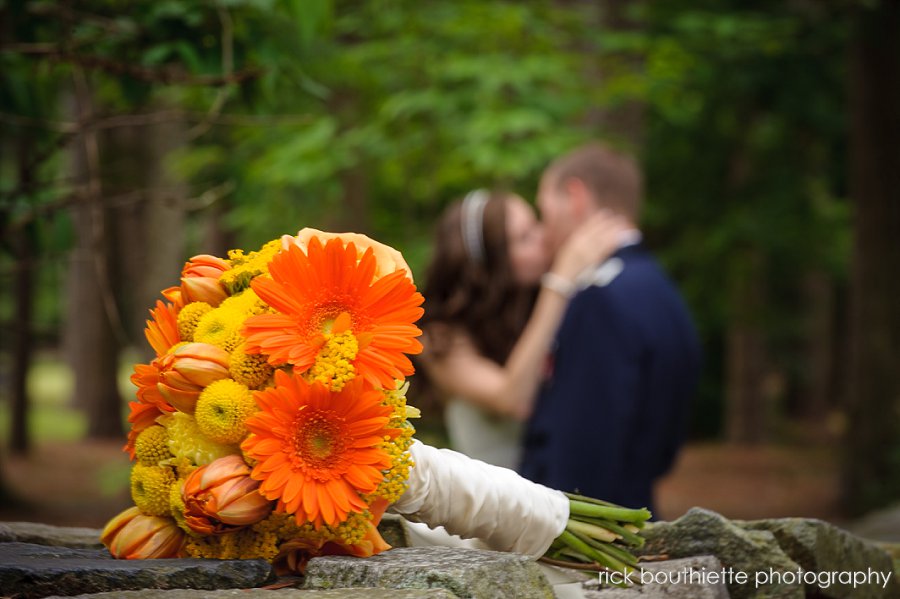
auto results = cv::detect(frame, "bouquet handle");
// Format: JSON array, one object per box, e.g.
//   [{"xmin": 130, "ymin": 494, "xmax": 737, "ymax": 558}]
[{"xmin": 389, "ymin": 441, "xmax": 570, "ymax": 558}]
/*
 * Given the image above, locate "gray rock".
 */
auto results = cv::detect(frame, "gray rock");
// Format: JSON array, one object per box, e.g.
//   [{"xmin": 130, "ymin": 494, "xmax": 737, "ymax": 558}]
[
  {"xmin": 303, "ymin": 546, "xmax": 554, "ymax": 599},
  {"xmin": 0, "ymin": 521, "xmax": 103, "ymax": 549},
  {"xmin": 58, "ymin": 589, "xmax": 458, "ymax": 598},
  {"xmin": 847, "ymin": 503, "xmax": 900, "ymax": 543},
  {"xmin": 581, "ymin": 555, "xmax": 730, "ymax": 598},
  {"xmin": 739, "ymin": 517, "xmax": 899, "ymax": 599},
  {"xmin": 378, "ymin": 513, "xmax": 412, "ymax": 548},
  {"xmin": 638, "ymin": 508, "xmax": 802, "ymax": 599},
  {"xmin": 0, "ymin": 542, "xmax": 275, "ymax": 599}
]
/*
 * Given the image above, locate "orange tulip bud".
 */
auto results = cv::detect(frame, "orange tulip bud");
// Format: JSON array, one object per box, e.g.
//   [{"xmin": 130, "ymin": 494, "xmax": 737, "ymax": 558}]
[
  {"xmin": 156, "ymin": 343, "xmax": 230, "ymax": 414},
  {"xmin": 102, "ymin": 506, "xmax": 184, "ymax": 559},
  {"xmin": 161, "ymin": 286, "xmax": 186, "ymax": 310},
  {"xmin": 181, "ymin": 276, "xmax": 228, "ymax": 307},
  {"xmin": 182, "ymin": 455, "xmax": 272, "ymax": 535},
  {"xmin": 180, "ymin": 255, "xmax": 230, "ymax": 306},
  {"xmin": 183, "ymin": 254, "xmax": 230, "ymax": 279}
]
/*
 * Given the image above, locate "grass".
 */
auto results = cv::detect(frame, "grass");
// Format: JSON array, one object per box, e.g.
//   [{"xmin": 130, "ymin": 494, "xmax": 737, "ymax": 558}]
[
  {"xmin": 0, "ymin": 352, "xmax": 139, "ymax": 445},
  {"xmin": 0, "ymin": 355, "xmax": 84, "ymax": 443}
]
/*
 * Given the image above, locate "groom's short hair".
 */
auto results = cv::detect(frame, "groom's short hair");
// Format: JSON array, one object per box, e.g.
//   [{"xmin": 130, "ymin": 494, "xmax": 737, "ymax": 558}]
[{"xmin": 545, "ymin": 142, "xmax": 643, "ymax": 221}]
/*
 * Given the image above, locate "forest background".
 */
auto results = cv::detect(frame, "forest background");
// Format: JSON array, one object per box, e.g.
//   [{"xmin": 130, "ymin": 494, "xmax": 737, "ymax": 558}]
[{"xmin": 1, "ymin": 0, "xmax": 898, "ymax": 527}]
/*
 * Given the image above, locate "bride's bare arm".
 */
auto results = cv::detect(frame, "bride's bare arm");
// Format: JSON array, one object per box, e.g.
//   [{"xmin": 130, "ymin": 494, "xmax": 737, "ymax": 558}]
[{"xmin": 420, "ymin": 212, "xmax": 626, "ymax": 421}]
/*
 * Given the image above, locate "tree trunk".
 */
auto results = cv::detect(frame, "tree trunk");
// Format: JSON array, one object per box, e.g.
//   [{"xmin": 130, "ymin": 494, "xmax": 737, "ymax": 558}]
[
  {"xmin": 567, "ymin": 0, "xmax": 644, "ymax": 148},
  {"xmin": 724, "ymin": 251, "xmax": 768, "ymax": 444},
  {"xmin": 105, "ymin": 112, "xmax": 188, "ymax": 352},
  {"xmin": 797, "ymin": 270, "xmax": 835, "ymax": 428},
  {"xmin": 9, "ymin": 136, "xmax": 37, "ymax": 455},
  {"xmin": 64, "ymin": 72, "xmax": 123, "ymax": 439},
  {"xmin": 591, "ymin": 0, "xmax": 644, "ymax": 147},
  {"xmin": 200, "ymin": 198, "xmax": 232, "ymax": 258},
  {"xmin": 138, "ymin": 116, "xmax": 188, "ymax": 331},
  {"xmin": 843, "ymin": 0, "xmax": 900, "ymax": 515}
]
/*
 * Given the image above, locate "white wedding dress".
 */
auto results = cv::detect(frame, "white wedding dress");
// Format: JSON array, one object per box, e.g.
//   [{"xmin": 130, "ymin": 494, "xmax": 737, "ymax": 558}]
[{"xmin": 444, "ymin": 398, "xmax": 522, "ymax": 470}]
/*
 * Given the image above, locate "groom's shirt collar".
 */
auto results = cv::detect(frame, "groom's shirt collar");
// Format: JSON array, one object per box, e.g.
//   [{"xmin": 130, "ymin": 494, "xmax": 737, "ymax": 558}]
[
  {"xmin": 617, "ymin": 229, "xmax": 642, "ymax": 249},
  {"xmin": 573, "ymin": 229, "xmax": 641, "ymax": 290}
]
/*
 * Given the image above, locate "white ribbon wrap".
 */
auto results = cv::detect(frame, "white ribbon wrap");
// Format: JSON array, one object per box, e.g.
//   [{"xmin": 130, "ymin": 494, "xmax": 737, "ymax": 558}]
[{"xmin": 389, "ymin": 441, "xmax": 570, "ymax": 558}]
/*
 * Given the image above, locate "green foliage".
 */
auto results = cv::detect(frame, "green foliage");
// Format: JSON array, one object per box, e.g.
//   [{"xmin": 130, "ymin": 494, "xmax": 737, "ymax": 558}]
[
  {"xmin": 171, "ymin": 0, "xmax": 604, "ymax": 262},
  {"xmin": 1, "ymin": 0, "xmax": 856, "ymax": 443}
]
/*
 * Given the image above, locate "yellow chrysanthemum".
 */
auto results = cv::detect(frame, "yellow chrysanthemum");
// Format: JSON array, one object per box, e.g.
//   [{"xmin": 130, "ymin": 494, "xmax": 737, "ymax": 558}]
[
  {"xmin": 131, "ymin": 463, "xmax": 176, "ymax": 517},
  {"xmin": 370, "ymin": 381, "xmax": 416, "ymax": 504},
  {"xmin": 194, "ymin": 379, "xmax": 257, "ymax": 445},
  {"xmin": 193, "ymin": 307, "xmax": 244, "ymax": 351},
  {"xmin": 190, "ymin": 292, "xmax": 265, "ymax": 352},
  {"xmin": 332, "ymin": 510, "xmax": 372, "ymax": 546},
  {"xmin": 168, "ymin": 479, "xmax": 198, "ymax": 536},
  {"xmin": 219, "ymin": 240, "xmax": 283, "ymax": 295},
  {"xmin": 134, "ymin": 425, "xmax": 173, "ymax": 466},
  {"xmin": 159, "ymin": 411, "xmax": 239, "ymax": 466},
  {"xmin": 259, "ymin": 511, "xmax": 304, "ymax": 537},
  {"xmin": 230, "ymin": 344, "xmax": 274, "ymax": 389},
  {"xmin": 220, "ymin": 288, "xmax": 267, "ymax": 317},
  {"xmin": 303, "ymin": 329, "xmax": 358, "ymax": 391},
  {"xmin": 163, "ymin": 455, "xmax": 199, "ymax": 479},
  {"xmin": 374, "ymin": 427, "xmax": 414, "ymax": 504},
  {"xmin": 177, "ymin": 301, "xmax": 212, "ymax": 341},
  {"xmin": 182, "ymin": 511, "xmax": 299, "ymax": 561},
  {"xmin": 182, "ymin": 528, "xmax": 240, "ymax": 559}
]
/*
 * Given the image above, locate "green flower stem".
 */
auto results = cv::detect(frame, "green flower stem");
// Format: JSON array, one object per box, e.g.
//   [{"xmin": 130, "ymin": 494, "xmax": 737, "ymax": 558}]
[
  {"xmin": 564, "ymin": 492, "xmax": 620, "ymax": 507},
  {"xmin": 547, "ymin": 494, "xmax": 651, "ymax": 574},
  {"xmin": 558, "ymin": 546, "xmax": 593, "ymax": 563},
  {"xmin": 568, "ymin": 499, "xmax": 652, "ymax": 524},
  {"xmin": 576, "ymin": 532, "xmax": 640, "ymax": 568},
  {"xmin": 565, "ymin": 518, "xmax": 619, "ymax": 543},
  {"xmin": 560, "ymin": 530, "xmax": 635, "ymax": 574},
  {"xmin": 577, "ymin": 517, "xmax": 646, "ymax": 547}
]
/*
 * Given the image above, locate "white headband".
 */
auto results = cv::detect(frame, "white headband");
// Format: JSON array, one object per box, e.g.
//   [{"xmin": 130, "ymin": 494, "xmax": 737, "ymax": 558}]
[{"xmin": 461, "ymin": 189, "xmax": 489, "ymax": 263}]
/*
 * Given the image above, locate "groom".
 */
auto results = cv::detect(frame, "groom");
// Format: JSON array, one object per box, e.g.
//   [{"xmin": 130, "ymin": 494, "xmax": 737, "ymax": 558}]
[{"xmin": 519, "ymin": 142, "xmax": 701, "ymax": 515}]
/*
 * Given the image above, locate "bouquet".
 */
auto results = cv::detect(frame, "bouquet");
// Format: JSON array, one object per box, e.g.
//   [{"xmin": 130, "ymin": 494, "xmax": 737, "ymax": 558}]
[{"xmin": 101, "ymin": 229, "xmax": 650, "ymax": 577}]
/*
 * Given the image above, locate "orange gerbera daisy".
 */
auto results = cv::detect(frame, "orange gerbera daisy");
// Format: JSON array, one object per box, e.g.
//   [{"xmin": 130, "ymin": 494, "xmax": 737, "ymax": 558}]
[
  {"xmin": 241, "ymin": 238, "xmax": 424, "ymax": 389},
  {"xmin": 123, "ymin": 400, "xmax": 174, "ymax": 460},
  {"xmin": 145, "ymin": 300, "xmax": 181, "ymax": 357},
  {"xmin": 131, "ymin": 362, "xmax": 169, "ymax": 409},
  {"xmin": 241, "ymin": 370, "xmax": 398, "ymax": 528}
]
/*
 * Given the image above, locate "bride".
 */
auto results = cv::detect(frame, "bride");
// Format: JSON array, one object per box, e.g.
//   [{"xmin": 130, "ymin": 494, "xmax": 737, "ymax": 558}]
[{"xmin": 418, "ymin": 189, "xmax": 624, "ymax": 469}]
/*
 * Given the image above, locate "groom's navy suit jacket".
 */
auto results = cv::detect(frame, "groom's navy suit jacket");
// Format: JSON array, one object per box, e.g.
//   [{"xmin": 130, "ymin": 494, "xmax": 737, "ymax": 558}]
[{"xmin": 519, "ymin": 244, "xmax": 701, "ymax": 514}]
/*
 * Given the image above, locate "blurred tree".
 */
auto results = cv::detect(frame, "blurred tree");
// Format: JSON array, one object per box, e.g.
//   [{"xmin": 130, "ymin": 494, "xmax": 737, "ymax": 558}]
[
  {"xmin": 65, "ymin": 67, "xmax": 121, "ymax": 437},
  {"xmin": 843, "ymin": 0, "xmax": 900, "ymax": 515},
  {"xmin": 1, "ymin": 0, "xmax": 63, "ymax": 453},
  {"xmin": 634, "ymin": 1, "xmax": 849, "ymax": 442},
  {"xmin": 0, "ymin": 0, "xmax": 314, "ymax": 442}
]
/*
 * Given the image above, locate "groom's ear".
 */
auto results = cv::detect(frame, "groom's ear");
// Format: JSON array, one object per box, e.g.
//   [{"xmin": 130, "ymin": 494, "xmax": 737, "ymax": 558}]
[{"xmin": 563, "ymin": 177, "xmax": 594, "ymax": 218}]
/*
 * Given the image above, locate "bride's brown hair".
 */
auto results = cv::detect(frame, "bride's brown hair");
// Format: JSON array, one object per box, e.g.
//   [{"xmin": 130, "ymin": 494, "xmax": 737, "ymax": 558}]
[{"xmin": 419, "ymin": 190, "xmax": 538, "ymax": 364}]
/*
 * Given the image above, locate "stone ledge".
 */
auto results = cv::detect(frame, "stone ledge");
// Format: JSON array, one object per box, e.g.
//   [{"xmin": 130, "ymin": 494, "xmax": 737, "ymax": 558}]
[
  {"xmin": 639, "ymin": 508, "xmax": 899, "ymax": 599},
  {"xmin": 0, "ymin": 521, "xmax": 103, "ymax": 549},
  {"xmin": 303, "ymin": 546, "xmax": 555, "ymax": 599},
  {"xmin": 582, "ymin": 556, "xmax": 730, "ymax": 598},
  {"xmin": 6, "ymin": 511, "xmax": 896, "ymax": 599},
  {"xmin": 0, "ymin": 542, "xmax": 275, "ymax": 599},
  {"xmin": 55, "ymin": 589, "xmax": 459, "ymax": 599}
]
